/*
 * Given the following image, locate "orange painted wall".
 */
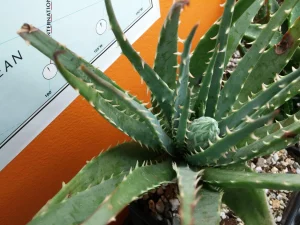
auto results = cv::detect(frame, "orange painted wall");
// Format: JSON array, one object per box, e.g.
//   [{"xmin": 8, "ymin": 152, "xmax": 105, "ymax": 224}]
[{"xmin": 0, "ymin": 1, "xmax": 223, "ymax": 224}]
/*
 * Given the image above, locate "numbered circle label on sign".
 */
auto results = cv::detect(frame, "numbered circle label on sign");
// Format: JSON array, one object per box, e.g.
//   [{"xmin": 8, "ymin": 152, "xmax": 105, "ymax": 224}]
[
  {"xmin": 96, "ymin": 19, "xmax": 107, "ymax": 35},
  {"xmin": 43, "ymin": 63, "xmax": 58, "ymax": 80}
]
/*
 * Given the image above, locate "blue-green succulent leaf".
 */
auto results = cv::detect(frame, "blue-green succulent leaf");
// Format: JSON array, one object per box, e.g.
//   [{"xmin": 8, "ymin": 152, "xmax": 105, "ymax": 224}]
[
  {"xmin": 205, "ymin": 0, "xmax": 235, "ymax": 117},
  {"xmin": 173, "ymin": 24, "xmax": 198, "ymax": 147},
  {"xmin": 194, "ymin": 188, "xmax": 223, "ymax": 225},
  {"xmin": 105, "ymin": 0, "xmax": 174, "ymax": 121},
  {"xmin": 204, "ymin": 168, "xmax": 300, "ymax": 191}
]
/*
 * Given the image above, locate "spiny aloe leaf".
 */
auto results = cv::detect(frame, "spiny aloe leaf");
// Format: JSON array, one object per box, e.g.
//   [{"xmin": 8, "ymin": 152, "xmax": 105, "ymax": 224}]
[
  {"xmin": 217, "ymin": 113, "xmax": 300, "ymax": 166},
  {"xmin": 244, "ymin": 24, "xmax": 282, "ymax": 46},
  {"xmin": 194, "ymin": 188, "xmax": 223, "ymax": 225},
  {"xmin": 289, "ymin": 1, "xmax": 300, "ymax": 26},
  {"xmin": 53, "ymin": 53, "xmax": 171, "ymax": 152},
  {"xmin": 233, "ymin": 18, "xmax": 300, "ymax": 107},
  {"xmin": 205, "ymin": 0, "xmax": 235, "ymax": 117},
  {"xmin": 190, "ymin": 0, "xmax": 263, "ymax": 87},
  {"xmin": 219, "ymin": 68, "xmax": 300, "ymax": 131},
  {"xmin": 204, "ymin": 168, "xmax": 300, "ymax": 191},
  {"xmin": 173, "ymin": 24, "xmax": 198, "ymax": 147},
  {"xmin": 194, "ymin": 44, "xmax": 219, "ymax": 118},
  {"xmin": 251, "ymin": 69, "xmax": 300, "ymax": 119},
  {"xmin": 225, "ymin": 0, "xmax": 264, "ymax": 66},
  {"xmin": 173, "ymin": 164, "xmax": 201, "ymax": 225},
  {"xmin": 29, "ymin": 174, "xmax": 125, "ymax": 225},
  {"xmin": 186, "ymin": 112, "xmax": 277, "ymax": 167},
  {"xmin": 189, "ymin": 20, "xmax": 218, "ymax": 88},
  {"xmin": 175, "ymin": 89, "xmax": 192, "ymax": 149},
  {"xmin": 80, "ymin": 65, "xmax": 174, "ymax": 156},
  {"xmin": 222, "ymin": 164, "xmax": 275, "ymax": 225},
  {"xmin": 243, "ymin": 23, "xmax": 300, "ymax": 64},
  {"xmin": 105, "ymin": 0, "xmax": 174, "ymax": 121},
  {"xmin": 151, "ymin": 0, "xmax": 189, "ymax": 127},
  {"xmin": 216, "ymin": 0, "xmax": 299, "ymax": 120},
  {"xmin": 153, "ymin": 0, "xmax": 189, "ymax": 90},
  {"xmin": 237, "ymin": 111, "xmax": 299, "ymax": 148},
  {"xmin": 82, "ymin": 160, "xmax": 176, "ymax": 225},
  {"xmin": 17, "ymin": 24, "xmax": 140, "ymax": 112},
  {"xmin": 35, "ymin": 142, "xmax": 160, "ymax": 217},
  {"xmin": 232, "ymin": 0, "xmax": 263, "ymax": 22}
]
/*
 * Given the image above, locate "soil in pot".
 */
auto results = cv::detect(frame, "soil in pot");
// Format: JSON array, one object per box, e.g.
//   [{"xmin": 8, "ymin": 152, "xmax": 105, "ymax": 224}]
[{"xmin": 124, "ymin": 184, "xmax": 180, "ymax": 225}]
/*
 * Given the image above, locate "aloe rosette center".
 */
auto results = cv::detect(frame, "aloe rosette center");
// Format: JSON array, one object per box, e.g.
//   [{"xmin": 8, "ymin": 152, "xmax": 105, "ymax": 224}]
[{"xmin": 187, "ymin": 117, "xmax": 220, "ymax": 151}]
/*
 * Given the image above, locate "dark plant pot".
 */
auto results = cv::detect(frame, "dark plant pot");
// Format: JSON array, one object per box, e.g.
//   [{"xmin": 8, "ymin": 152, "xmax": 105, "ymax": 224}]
[
  {"xmin": 286, "ymin": 145, "xmax": 300, "ymax": 163},
  {"xmin": 123, "ymin": 202, "xmax": 168, "ymax": 225},
  {"xmin": 282, "ymin": 145, "xmax": 300, "ymax": 225},
  {"xmin": 281, "ymin": 192, "xmax": 300, "ymax": 225}
]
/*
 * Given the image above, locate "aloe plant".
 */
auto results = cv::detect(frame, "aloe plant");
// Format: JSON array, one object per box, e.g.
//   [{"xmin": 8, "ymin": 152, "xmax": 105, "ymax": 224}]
[{"xmin": 18, "ymin": 0, "xmax": 300, "ymax": 224}]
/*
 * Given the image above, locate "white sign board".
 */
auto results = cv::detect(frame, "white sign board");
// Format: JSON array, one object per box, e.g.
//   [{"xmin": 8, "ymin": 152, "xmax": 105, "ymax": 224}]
[{"xmin": 0, "ymin": 0, "xmax": 160, "ymax": 170}]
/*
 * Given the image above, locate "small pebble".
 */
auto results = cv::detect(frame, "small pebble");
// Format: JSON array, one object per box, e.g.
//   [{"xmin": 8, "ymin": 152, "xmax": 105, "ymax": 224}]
[
  {"xmin": 271, "ymin": 167, "xmax": 278, "ymax": 173},
  {"xmin": 286, "ymin": 158, "xmax": 294, "ymax": 165},
  {"xmin": 266, "ymin": 157, "xmax": 272, "ymax": 165},
  {"xmin": 270, "ymin": 193, "xmax": 276, "ymax": 199},
  {"xmin": 223, "ymin": 207, "xmax": 229, "ymax": 214},
  {"xmin": 169, "ymin": 198, "xmax": 180, "ymax": 211},
  {"xmin": 148, "ymin": 200, "xmax": 156, "ymax": 212},
  {"xmin": 156, "ymin": 199, "xmax": 165, "ymax": 213},
  {"xmin": 272, "ymin": 199, "xmax": 281, "ymax": 209},
  {"xmin": 220, "ymin": 212, "xmax": 227, "ymax": 220},
  {"xmin": 165, "ymin": 186, "xmax": 173, "ymax": 198},
  {"xmin": 257, "ymin": 158, "xmax": 265, "ymax": 167},
  {"xmin": 157, "ymin": 187, "xmax": 164, "ymax": 195},
  {"xmin": 276, "ymin": 216, "xmax": 282, "ymax": 222},
  {"xmin": 277, "ymin": 194, "xmax": 283, "ymax": 200},
  {"xmin": 272, "ymin": 153, "xmax": 279, "ymax": 163},
  {"xmin": 255, "ymin": 166, "xmax": 263, "ymax": 173},
  {"xmin": 161, "ymin": 195, "xmax": 168, "ymax": 203}
]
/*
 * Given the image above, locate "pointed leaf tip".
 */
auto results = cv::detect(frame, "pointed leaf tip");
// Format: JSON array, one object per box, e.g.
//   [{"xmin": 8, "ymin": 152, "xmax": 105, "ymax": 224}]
[{"xmin": 18, "ymin": 23, "xmax": 38, "ymax": 34}]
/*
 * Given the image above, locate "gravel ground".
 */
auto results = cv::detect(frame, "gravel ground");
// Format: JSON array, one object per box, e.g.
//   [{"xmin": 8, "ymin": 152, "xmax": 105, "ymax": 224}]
[{"xmin": 220, "ymin": 149, "xmax": 300, "ymax": 225}]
